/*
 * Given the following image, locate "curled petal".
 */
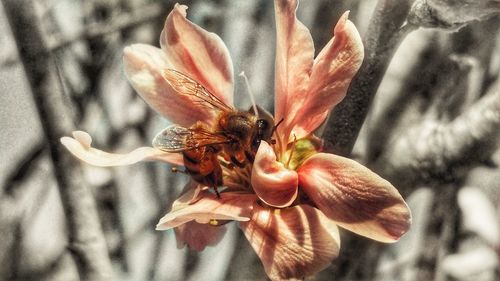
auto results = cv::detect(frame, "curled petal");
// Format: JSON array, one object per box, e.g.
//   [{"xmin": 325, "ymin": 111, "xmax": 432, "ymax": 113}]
[
  {"xmin": 156, "ymin": 191, "xmax": 257, "ymax": 230},
  {"xmin": 60, "ymin": 131, "xmax": 183, "ymax": 166},
  {"xmin": 274, "ymin": 0, "xmax": 314, "ymax": 142},
  {"xmin": 172, "ymin": 181, "xmax": 209, "ymax": 209},
  {"xmin": 298, "ymin": 153, "xmax": 411, "ymax": 243},
  {"xmin": 174, "ymin": 221, "xmax": 227, "ymax": 251},
  {"xmin": 251, "ymin": 141, "xmax": 298, "ymax": 208},
  {"xmin": 123, "ymin": 44, "xmax": 215, "ymax": 127},
  {"xmin": 290, "ymin": 11, "xmax": 364, "ymax": 138},
  {"xmin": 161, "ymin": 4, "xmax": 234, "ymax": 106},
  {"xmin": 240, "ymin": 204, "xmax": 340, "ymax": 281}
]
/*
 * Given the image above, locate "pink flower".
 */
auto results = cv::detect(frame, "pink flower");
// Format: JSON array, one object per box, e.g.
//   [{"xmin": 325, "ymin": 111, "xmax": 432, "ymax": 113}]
[{"xmin": 61, "ymin": 1, "xmax": 411, "ymax": 280}]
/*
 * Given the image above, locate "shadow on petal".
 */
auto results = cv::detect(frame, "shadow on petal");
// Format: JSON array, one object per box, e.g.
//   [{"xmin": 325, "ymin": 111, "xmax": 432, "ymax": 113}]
[
  {"xmin": 290, "ymin": 11, "xmax": 364, "ymax": 139},
  {"xmin": 160, "ymin": 3, "xmax": 234, "ymax": 106},
  {"xmin": 123, "ymin": 44, "xmax": 215, "ymax": 127},
  {"xmin": 240, "ymin": 204, "xmax": 340, "ymax": 281},
  {"xmin": 273, "ymin": 0, "xmax": 314, "ymax": 146},
  {"xmin": 298, "ymin": 153, "xmax": 411, "ymax": 243},
  {"xmin": 174, "ymin": 221, "xmax": 227, "ymax": 251}
]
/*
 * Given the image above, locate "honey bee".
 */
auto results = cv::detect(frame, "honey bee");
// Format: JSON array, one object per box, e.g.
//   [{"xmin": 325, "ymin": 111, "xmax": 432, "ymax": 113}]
[{"xmin": 153, "ymin": 69, "xmax": 276, "ymax": 196}]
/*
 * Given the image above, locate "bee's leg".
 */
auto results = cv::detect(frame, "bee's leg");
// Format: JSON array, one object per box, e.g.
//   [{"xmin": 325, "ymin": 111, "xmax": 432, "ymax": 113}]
[
  {"xmin": 212, "ymin": 158, "xmax": 223, "ymax": 199},
  {"xmin": 230, "ymin": 155, "xmax": 246, "ymax": 168},
  {"xmin": 213, "ymin": 186, "xmax": 221, "ymax": 198},
  {"xmin": 244, "ymin": 150, "xmax": 255, "ymax": 163},
  {"xmin": 271, "ymin": 118, "xmax": 284, "ymax": 135}
]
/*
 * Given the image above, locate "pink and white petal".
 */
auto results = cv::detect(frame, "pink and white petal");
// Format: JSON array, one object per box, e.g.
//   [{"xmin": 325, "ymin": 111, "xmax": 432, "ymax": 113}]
[
  {"xmin": 174, "ymin": 221, "xmax": 227, "ymax": 251},
  {"xmin": 156, "ymin": 191, "xmax": 257, "ymax": 230},
  {"xmin": 251, "ymin": 141, "xmax": 298, "ymax": 208},
  {"xmin": 290, "ymin": 12, "xmax": 364, "ymax": 139},
  {"xmin": 123, "ymin": 44, "xmax": 215, "ymax": 127},
  {"xmin": 160, "ymin": 4, "xmax": 233, "ymax": 106},
  {"xmin": 298, "ymin": 153, "xmax": 411, "ymax": 243},
  {"xmin": 60, "ymin": 131, "xmax": 183, "ymax": 167},
  {"xmin": 171, "ymin": 181, "xmax": 209, "ymax": 211},
  {"xmin": 274, "ymin": 0, "xmax": 314, "ymax": 142},
  {"xmin": 240, "ymin": 204, "xmax": 340, "ymax": 281}
]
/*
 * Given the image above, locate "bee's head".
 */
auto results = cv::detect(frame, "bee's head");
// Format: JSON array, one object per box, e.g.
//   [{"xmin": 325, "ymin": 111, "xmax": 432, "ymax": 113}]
[{"xmin": 249, "ymin": 105, "xmax": 275, "ymax": 151}]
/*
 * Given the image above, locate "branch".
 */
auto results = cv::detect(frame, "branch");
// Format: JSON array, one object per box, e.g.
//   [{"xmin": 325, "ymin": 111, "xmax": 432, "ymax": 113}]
[
  {"xmin": 322, "ymin": 0, "xmax": 416, "ymax": 156},
  {"xmin": 377, "ymin": 79, "xmax": 500, "ymax": 190},
  {"xmin": 1, "ymin": 0, "xmax": 113, "ymax": 280},
  {"xmin": 364, "ymin": 29, "xmax": 439, "ymax": 162},
  {"xmin": 1, "ymin": 2, "xmax": 166, "ymax": 68},
  {"xmin": 48, "ymin": 2, "xmax": 165, "ymax": 51},
  {"xmin": 408, "ymin": 0, "xmax": 500, "ymax": 30}
]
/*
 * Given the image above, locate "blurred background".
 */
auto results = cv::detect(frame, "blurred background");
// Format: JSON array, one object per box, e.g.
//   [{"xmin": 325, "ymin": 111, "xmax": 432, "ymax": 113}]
[{"xmin": 0, "ymin": 0, "xmax": 499, "ymax": 280}]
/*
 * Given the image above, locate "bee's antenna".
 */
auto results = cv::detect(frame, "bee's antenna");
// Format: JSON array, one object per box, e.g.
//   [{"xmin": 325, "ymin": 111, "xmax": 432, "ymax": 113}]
[{"xmin": 239, "ymin": 71, "xmax": 259, "ymax": 118}]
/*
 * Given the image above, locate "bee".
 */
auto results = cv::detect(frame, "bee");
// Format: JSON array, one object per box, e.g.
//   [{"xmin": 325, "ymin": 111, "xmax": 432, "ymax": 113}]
[{"xmin": 153, "ymin": 69, "xmax": 276, "ymax": 196}]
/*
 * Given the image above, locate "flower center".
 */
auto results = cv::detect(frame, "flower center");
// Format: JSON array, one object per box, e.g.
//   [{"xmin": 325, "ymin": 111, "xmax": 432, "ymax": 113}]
[{"xmin": 281, "ymin": 138, "xmax": 319, "ymax": 170}]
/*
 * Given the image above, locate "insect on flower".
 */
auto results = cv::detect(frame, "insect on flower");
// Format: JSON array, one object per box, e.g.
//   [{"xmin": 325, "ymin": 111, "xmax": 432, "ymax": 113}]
[
  {"xmin": 60, "ymin": 1, "xmax": 413, "ymax": 280},
  {"xmin": 152, "ymin": 69, "xmax": 277, "ymax": 196}
]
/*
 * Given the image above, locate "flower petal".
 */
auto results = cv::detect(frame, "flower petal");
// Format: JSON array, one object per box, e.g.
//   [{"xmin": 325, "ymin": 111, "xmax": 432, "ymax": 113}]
[
  {"xmin": 123, "ymin": 44, "xmax": 215, "ymax": 127},
  {"xmin": 251, "ymin": 141, "xmax": 298, "ymax": 208},
  {"xmin": 240, "ymin": 204, "xmax": 340, "ymax": 281},
  {"xmin": 274, "ymin": 0, "xmax": 314, "ymax": 143},
  {"xmin": 174, "ymin": 221, "xmax": 227, "ymax": 251},
  {"xmin": 160, "ymin": 4, "xmax": 234, "ymax": 106},
  {"xmin": 290, "ymin": 12, "xmax": 364, "ymax": 138},
  {"xmin": 173, "ymin": 180, "xmax": 208, "ymax": 208},
  {"xmin": 60, "ymin": 131, "xmax": 183, "ymax": 166},
  {"xmin": 297, "ymin": 153, "xmax": 411, "ymax": 243},
  {"xmin": 156, "ymin": 191, "xmax": 257, "ymax": 230}
]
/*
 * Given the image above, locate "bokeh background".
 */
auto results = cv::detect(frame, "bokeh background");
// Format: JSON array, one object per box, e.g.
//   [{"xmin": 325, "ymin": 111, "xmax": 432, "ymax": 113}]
[{"xmin": 1, "ymin": 0, "xmax": 499, "ymax": 280}]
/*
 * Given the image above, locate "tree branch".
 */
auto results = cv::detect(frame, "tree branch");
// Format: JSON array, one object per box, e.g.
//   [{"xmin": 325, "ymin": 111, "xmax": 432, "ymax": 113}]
[
  {"xmin": 378, "ymin": 79, "xmax": 500, "ymax": 191},
  {"xmin": 322, "ymin": 0, "xmax": 416, "ymax": 156},
  {"xmin": 2, "ymin": 0, "xmax": 113, "ymax": 280},
  {"xmin": 48, "ymin": 2, "xmax": 165, "ymax": 51}
]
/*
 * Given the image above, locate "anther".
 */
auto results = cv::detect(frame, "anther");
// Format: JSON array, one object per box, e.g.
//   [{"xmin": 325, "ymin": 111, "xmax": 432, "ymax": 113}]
[
  {"xmin": 286, "ymin": 134, "xmax": 298, "ymax": 169},
  {"xmin": 171, "ymin": 167, "xmax": 187, "ymax": 174}
]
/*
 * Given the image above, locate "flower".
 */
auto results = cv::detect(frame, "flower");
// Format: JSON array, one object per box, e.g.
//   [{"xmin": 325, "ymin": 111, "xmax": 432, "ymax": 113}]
[{"xmin": 61, "ymin": 1, "xmax": 412, "ymax": 280}]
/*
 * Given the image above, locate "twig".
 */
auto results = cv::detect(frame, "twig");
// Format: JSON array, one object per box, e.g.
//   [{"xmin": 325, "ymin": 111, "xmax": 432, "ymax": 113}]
[
  {"xmin": 1, "ymin": 141, "xmax": 46, "ymax": 194},
  {"xmin": 1, "ymin": 0, "xmax": 113, "ymax": 280},
  {"xmin": 1, "ymin": 2, "xmax": 166, "ymax": 68},
  {"xmin": 416, "ymin": 185, "xmax": 460, "ymax": 281},
  {"xmin": 48, "ymin": 2, "xmax": 165, "ymax": 51},
  {"xmin": 322, "ymin": 0, "xmax": 416, "ymax": 156}
]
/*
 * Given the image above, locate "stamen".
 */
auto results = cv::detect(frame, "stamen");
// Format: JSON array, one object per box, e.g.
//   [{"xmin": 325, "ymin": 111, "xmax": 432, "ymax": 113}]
[
  {"xmin": 239, "ymin": 71, "xmax": 259, "ymax": 117},
  {"xmin": 286, "ymin": 134, "xmax": 298, "ymax": 169},
  {"xmin": 272, "ymin": 118, "xmax": 285, "ymax": 157}
]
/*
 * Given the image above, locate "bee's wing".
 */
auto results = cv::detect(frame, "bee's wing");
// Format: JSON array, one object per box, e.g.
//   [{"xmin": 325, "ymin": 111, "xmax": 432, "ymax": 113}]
[
  {"xmin": 153, "ymin": 124, "xmax": 232, "ymax": 153},
  {"xmin": 153, "ymin": 125, "xmax": 193, "ymax": 152},
  {"xmin": 163, "ymin": 69, "xmax": 233, "ymax": 113}
]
